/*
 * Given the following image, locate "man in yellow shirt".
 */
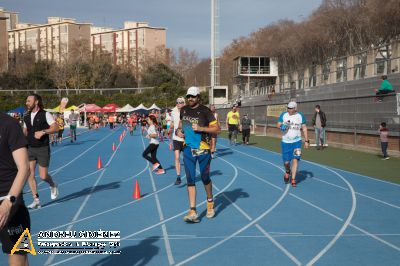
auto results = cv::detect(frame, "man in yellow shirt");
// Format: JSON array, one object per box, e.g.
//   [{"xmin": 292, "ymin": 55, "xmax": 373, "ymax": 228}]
[{"xmin": 226, "ymin": 105, "xmax": 240, "ymax": 145}]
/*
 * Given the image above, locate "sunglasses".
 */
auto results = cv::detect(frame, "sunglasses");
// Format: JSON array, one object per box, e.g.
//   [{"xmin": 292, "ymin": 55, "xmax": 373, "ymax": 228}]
[
  {"xmin": 176, "ymin": 101, "xmax": 185, "ymax": 104},
  {"xmin": 186, "ymin": 95, "xmax": 198, "ymax": 99}
]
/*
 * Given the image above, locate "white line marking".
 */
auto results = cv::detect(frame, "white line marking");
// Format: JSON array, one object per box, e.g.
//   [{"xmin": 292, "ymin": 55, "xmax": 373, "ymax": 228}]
[
  {"xmin": 141, "ymin": 135, "xmax": 174, "ymax": 265},
  {"xmin": 45, "ymin": 135, "xmax": 123, "ymax": 265},
  {"xmin": 212, "ymin": 167, "xmax": 301, "ymax": 266},
  {"xmin": 49, "ymin": 130, "xmax": 117, "ymax": 176},
  {"xmin": 175, "ymin": 178, "xmax": 290, "ymax": 266},
  {"xmin": 305, "ymin": 163, "xmax": 357, "ymax": 266},
  {"xmin": 237, "ymin": 138, "xmax": 400, "ymax": 188}
]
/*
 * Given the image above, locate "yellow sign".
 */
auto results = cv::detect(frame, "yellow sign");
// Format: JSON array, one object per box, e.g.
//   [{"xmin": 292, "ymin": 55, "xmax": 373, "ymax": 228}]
[
  {"xmin": 267, "ymin": 104, "xmax": 287, "ymax": 117},
  {"xmin": 11, "ymin": 228, "xmax": 36, "ymax": 256}
]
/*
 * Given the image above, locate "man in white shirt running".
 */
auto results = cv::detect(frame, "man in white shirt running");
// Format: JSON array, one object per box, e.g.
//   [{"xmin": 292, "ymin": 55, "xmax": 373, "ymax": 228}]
[
  {"xmin": 170, "ymin": 97, "xmax": 186, "ymax": 185},
  {"xmin": 277, "ymin": 101, "xmax": 309, "ymax": 187},
  {"xmin": 23, "ymin": 94, "xmax": 59, "ymax": 209}
]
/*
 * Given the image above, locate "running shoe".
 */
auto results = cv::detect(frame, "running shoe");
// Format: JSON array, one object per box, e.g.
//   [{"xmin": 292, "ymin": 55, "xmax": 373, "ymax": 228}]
[
  {"xmin": 50, "ymin": 183, "xmax": 59, "ymax": 200},
  {"xmin": 27, "ymin": 198, "xmax": 41, "ymax": 209},
  {"xmin": 152, "ymin": 163, "xmax": 160, "ymax": 171},
  {"xmin": 283, "ymin": 171, "xmax": 290, "ymax": 184},
  {"xmin": 211, "ymin": 152, "xmax": 215, "ymax": 159},
  {"xmin": 155, "ymin": 169, "xmax": 165, "ymax": 175},
  {"xmin": 206, "ymin": 201, "xmax": 215, "ymax": 218},
  {"xmin": 183, "ymin": 210, "xmax": 199, "ymax": 223},
  {"xmin": 174, "ymin": 177, "xmax": 181, "ymax": 185},
  {"xmin": 291, "ymin": 179, "xmax": 297, "ymax": 187}
]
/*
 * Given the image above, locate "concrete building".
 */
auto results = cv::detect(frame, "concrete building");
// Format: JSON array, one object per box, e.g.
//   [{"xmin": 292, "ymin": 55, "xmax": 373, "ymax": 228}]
[
  {"xmin": 91, "ymin": 21, "xmax": 167, "ymax": 73},
  {"xmin": 0, "ymin": 16, "xmax": 7, "ymax": 72},
  {"xmin": 8, "ymin": 17, "xmax": 91, "ymax": 63},
  {"xmin": 0, "ymin": 7, "xmax": 18, "ymax": 30}
]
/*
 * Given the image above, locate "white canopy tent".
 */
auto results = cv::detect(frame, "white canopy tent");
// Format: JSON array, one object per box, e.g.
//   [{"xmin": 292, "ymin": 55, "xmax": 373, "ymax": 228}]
[
  {"xmin": 133, "ymin": 104, "xmax": 148, "ymax": 111},
  {"xmin": 148, "ymin": 103, "xmax": 161, "ymax": 110},
  {"xmin": 116, "ymin": 104, "xmax": 135, "ymax": 113}
]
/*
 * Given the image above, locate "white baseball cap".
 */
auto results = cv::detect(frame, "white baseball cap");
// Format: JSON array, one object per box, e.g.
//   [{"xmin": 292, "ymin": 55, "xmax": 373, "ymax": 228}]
[
  {"xmin": 186, "ymin": 86, "xmax": 200, "ymax": 96},
  {"xmin": 287, "ymin": 101, "xmax": 297, "ymax": 109}
]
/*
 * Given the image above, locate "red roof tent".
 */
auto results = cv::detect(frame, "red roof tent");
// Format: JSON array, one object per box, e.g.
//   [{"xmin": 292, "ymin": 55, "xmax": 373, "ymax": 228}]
[
  {"xmin": 101, "ymin": 103, "xmax": 120, "ymax": 113},
  {"xmin": 80, "ymin": 104, "xmax": 102, "ymax": 112}
]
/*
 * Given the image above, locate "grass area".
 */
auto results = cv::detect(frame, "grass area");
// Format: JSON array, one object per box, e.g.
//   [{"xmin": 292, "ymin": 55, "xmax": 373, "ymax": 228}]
[{"xmin": 220, "ymin": 131, "xmax": 400, "ymax": 184}]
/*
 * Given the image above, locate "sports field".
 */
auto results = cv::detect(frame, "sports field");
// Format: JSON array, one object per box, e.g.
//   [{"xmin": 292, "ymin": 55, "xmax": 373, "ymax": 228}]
[{"xmin": 1, "ymin": 127, "xmax": 399, "ymax": 265}]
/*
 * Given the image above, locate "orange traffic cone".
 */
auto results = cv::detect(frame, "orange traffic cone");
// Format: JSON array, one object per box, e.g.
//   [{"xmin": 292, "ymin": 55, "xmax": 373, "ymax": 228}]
[
  {"xmin": 133, "ymin": 180, "xmax": 141, "ymax": 199},
  {"xmin": 97, "ymin": 156, "xmax": 103, "ymax": 169},
  {"xmin": 112, "ymin": 143, "xmax": 116, "ymax": 151},
  {"xmin": 169, "ymin": 142, "xmax": 173, "ymax": 150},
  {"xmin": 119, "ymin": 134, "xmax": 123, "ymax": 142}
]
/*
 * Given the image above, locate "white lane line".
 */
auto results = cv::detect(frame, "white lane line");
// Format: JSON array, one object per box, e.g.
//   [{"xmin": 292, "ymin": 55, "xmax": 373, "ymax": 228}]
[
  {"xmin": 141, "ymin": 136, "xmax": 174, "ymax": 265},
  {"xmin": 314, "ymin": 177, "xmax": 400, "ymax": 210},
  {"xmin": 50, "ymin": 129, "xmax": 91, "ymax": 156},
  {"xmin": 49, "ymin": 130, "xmax": 117, "ymax": 176},
  {"xmin": 236, "ymin": 139, "xmax": 400, "ymax": 188},
  {"xmin": 45, "ymin": 133, "xmax": 124, "ymax": 265},
  {"xmin": 305, "ymin": 162, "xmax": 357, "ymax": 266},
  {"xmin": 175, "ymin": 178, "xmax": 291, "ymax": 266},
  {"xmin": 239, "ymin": 164, "xmax": 400, "ymax": 253},
  {"xmin": 47, "ymin": 141, "xmax": 239, "ymax": 266},
  {"xmin": 224, "ymin": 141, "xmax": 400, "ymax": 211},
  {"xmin": 211, "ymin": 169, "xmax": 301, "ymax": 266}
]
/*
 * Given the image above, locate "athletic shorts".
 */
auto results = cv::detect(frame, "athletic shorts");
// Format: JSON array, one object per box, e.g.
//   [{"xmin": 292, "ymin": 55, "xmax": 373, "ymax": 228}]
[
  {"xmin": 173, "ymin": 140, "xmax": 184, "ymax": 151},
  {"xmin": 281, "ymin": 140, "xmax": 302, "ymax": 162},
  {"xmin": 0, "ymin": 203, "xmax": 30, "ymax": 254},
  {"xmin": 183, "ymin": 146, "xmax": 212, "ymax": 186},
  {"xmin": 70, "ymin": 124, "xmax": 77, "ymax": 130},
  {"xmin": 28, "ymin": 146, "xmax": 50, "ymax": 167},
  {"xmin": 58, "ymin": 129, "xmax": 64, "ymax": 138},
  {"xmin": 228, "ymin": 124, "xmax": 239, "ymax": 133}
]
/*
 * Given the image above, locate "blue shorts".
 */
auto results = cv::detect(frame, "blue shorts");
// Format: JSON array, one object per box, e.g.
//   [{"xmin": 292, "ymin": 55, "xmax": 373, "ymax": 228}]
[
  {"xmin": 183, "ymin": 146, "xmax": 212, "ymax": 186},
  {"xmin": 281, "ymin": 140, "xmax": 302, "ymax": 162}
]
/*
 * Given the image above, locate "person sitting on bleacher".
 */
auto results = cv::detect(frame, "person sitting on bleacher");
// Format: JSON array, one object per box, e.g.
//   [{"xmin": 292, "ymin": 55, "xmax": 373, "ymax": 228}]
[{"xmin": 375, "ymin": 75, "xmax": 394, "ymax": 102}]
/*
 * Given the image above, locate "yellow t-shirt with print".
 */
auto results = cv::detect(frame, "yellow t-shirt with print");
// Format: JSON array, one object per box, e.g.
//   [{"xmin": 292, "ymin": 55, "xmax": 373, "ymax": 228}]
[{"xmin": 227, "ymin": 111, "xmax": 240, "ymax": 125}]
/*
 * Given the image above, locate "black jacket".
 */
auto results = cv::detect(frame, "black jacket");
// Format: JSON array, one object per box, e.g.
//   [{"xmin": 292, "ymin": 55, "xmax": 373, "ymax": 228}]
[
  {"xmin": 311, "ymin": 110, "xmax": 327, "ymax": 128},
  {"xmin": 23, "ymin": 109, "xmax": 50, "ymax": 147}
]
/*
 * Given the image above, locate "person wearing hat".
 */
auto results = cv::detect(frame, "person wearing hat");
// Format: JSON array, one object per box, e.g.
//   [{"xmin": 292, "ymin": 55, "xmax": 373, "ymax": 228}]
[
  {"xmin": 176, "ymin": 86, "xmax": 221, "ymax": 223},
  {"xmin": 240, "ymin": 113, "xmax": 252, "ymax": 145},
  {"xmin": 277, "ymin": 101, "xmax": 309, "ymax": 187},
  {"xmin": 226, "ymin": 105, "xmax": 240, "ymax": 145}
]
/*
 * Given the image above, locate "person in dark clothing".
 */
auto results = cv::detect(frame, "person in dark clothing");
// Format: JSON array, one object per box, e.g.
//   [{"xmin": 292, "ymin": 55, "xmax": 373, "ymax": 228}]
[
  {"xmin": 311, "ymin": 105, "xmax": 327, "ymax": 150},
  {"xmin": 23, "ymin": 94, "xmax": 59, "ymax": 209},
  {"xmin": 240, "ymin": 114, "xmax": 252, "ymax": 145},
  {"xmin": 0, "ymin": 113, "xmax": 30, "ymax": 266}
]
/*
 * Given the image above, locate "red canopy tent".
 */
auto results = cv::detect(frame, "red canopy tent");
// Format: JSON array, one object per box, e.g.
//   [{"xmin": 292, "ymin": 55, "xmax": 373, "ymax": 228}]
[{"xmin": 101, "ymin": 103, "xmax": 120, "ymax": 113}]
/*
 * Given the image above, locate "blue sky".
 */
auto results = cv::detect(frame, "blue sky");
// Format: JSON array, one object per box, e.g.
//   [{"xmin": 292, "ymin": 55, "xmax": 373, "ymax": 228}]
[{"xmin": 0, "ymin": 0, "xmax": 322, "ymax": 58}]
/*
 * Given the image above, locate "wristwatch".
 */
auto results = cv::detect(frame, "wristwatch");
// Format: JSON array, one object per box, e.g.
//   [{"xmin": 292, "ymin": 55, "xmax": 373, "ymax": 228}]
[
  {"xmin": 305, "ymin": 140, "xmax": 310, "ymax": 143},
  {"xmin": 5, "ymin": 195, "xmax": 16, "ymax": 205}
]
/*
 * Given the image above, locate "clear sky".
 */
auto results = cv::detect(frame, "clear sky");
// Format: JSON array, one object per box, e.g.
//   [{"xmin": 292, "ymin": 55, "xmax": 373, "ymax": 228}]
[{"xmin": 0, "ymin": 0, "xmax": 322, "ymax": 58}]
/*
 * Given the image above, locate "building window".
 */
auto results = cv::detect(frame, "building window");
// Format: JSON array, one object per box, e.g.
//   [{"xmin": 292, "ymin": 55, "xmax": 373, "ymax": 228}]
[
  {"xmin": 354, "ymin": 53, "xmax": 366, "ymax": 80},
  {"xmin": 309, "ymin": 65, "xmax": 317, "ymax": 87},
  {"xmin": 336, "ymin": 58, "xmax": 347, "ymax": 82},
  {"xmin": 323, "ymin": 61, "xmax": 330, "ymax": 82}
]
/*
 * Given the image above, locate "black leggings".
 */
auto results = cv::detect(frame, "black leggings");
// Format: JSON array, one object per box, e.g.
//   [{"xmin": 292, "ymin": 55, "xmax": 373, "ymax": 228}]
[
  {"xmin": 242, "ymin": 129, "xmax": 250, "ymax": 143},
  {"xmin": 142, "ymin": 144, "xmax": 163, "ymax": 168}
]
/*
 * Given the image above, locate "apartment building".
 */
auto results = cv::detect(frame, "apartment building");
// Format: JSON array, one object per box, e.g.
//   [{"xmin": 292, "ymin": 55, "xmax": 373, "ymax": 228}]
[
  {"xmin": 0, "ymin": 16, "xmax": 7, "ymax": 72},
  {"xmin": 0, "ymin": 7, "xmax": 18, "ymax": 30},
  {"xmin": 91, "ymin": 21, "xmax": 167, "ymax": 70},
  {"xmin": 8, "ymin": 17, "xmax": 91, "ymax": 63}
]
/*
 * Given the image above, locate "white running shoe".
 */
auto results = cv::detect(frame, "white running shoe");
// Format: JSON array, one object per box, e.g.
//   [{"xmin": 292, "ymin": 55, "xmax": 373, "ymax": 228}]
[
  {"xmin": 50, "ymin": 183, "xmax": 59, "ymax": 200},
  {"xmin": 27, "ymin": 198, "xmax": 41, "ymax": 209}
]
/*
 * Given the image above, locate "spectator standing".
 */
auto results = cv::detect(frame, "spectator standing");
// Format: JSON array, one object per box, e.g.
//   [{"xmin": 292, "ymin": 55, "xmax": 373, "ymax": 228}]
[
  {"xmin": 241, "ymin": 114, "xmax": 252, "ymax": 145},
  {"xmin": 311, "ymin": 105, "xmax": 327, "ymax": 150},
  {"xmin": 379, "ymin": 122, "xmax": 390, "ymax": 160}
]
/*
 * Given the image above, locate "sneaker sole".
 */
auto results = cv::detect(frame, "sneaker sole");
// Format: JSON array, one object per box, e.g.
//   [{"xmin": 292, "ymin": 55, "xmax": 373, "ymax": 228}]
[
  {"xmin": 206, "ymin": 212, "xmax": 215, "ymax": 218},
  {"xmin": 184, "ymin": 217, "xmax": 200, "ymax": 223}
]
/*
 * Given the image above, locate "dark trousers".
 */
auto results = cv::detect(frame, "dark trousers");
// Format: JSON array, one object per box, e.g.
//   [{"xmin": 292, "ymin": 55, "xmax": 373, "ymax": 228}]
[
  {"xmin": 375, "ymin": 90, "xmax": 392, "ymax": 101},
  {"xmin": 381, "ymin": 142, "xmax": 388, "ymax": 158},
  {"xmin": 142, "ymin": 144, "xmax": 163, "ymax": 168},
  {"xmin": 242, "ymin": 129, "xmax": 250, "ymax": 143}
]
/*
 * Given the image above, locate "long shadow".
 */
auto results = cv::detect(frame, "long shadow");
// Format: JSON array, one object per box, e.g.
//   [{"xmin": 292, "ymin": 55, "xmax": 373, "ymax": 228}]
[
  {"xmin": 42, "ymin": 181, "xmax": 121, "ymax": 207},
  {"xmin": 296, "ymin": 170, "xmax": 314, "ymax": 184},
  {"xmin": 215, "ymin": 151, "xmax": 234, "ymax": 158},
  {"xmin": 199, "ymin": 188, "xmax": 249, "ymax": 220},
  {"xmin": 62, "ymin": 139, "xmax": 98, "ymax": 146},
  {"xmin": 91, "ymin": 236, "xmax": 159, "ymax": 266}
]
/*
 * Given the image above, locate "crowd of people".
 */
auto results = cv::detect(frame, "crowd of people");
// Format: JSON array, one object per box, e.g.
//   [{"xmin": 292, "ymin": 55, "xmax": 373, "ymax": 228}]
[{"xmin": 0, "ymin": 80, "xmax": 395, "ymax": 265}]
